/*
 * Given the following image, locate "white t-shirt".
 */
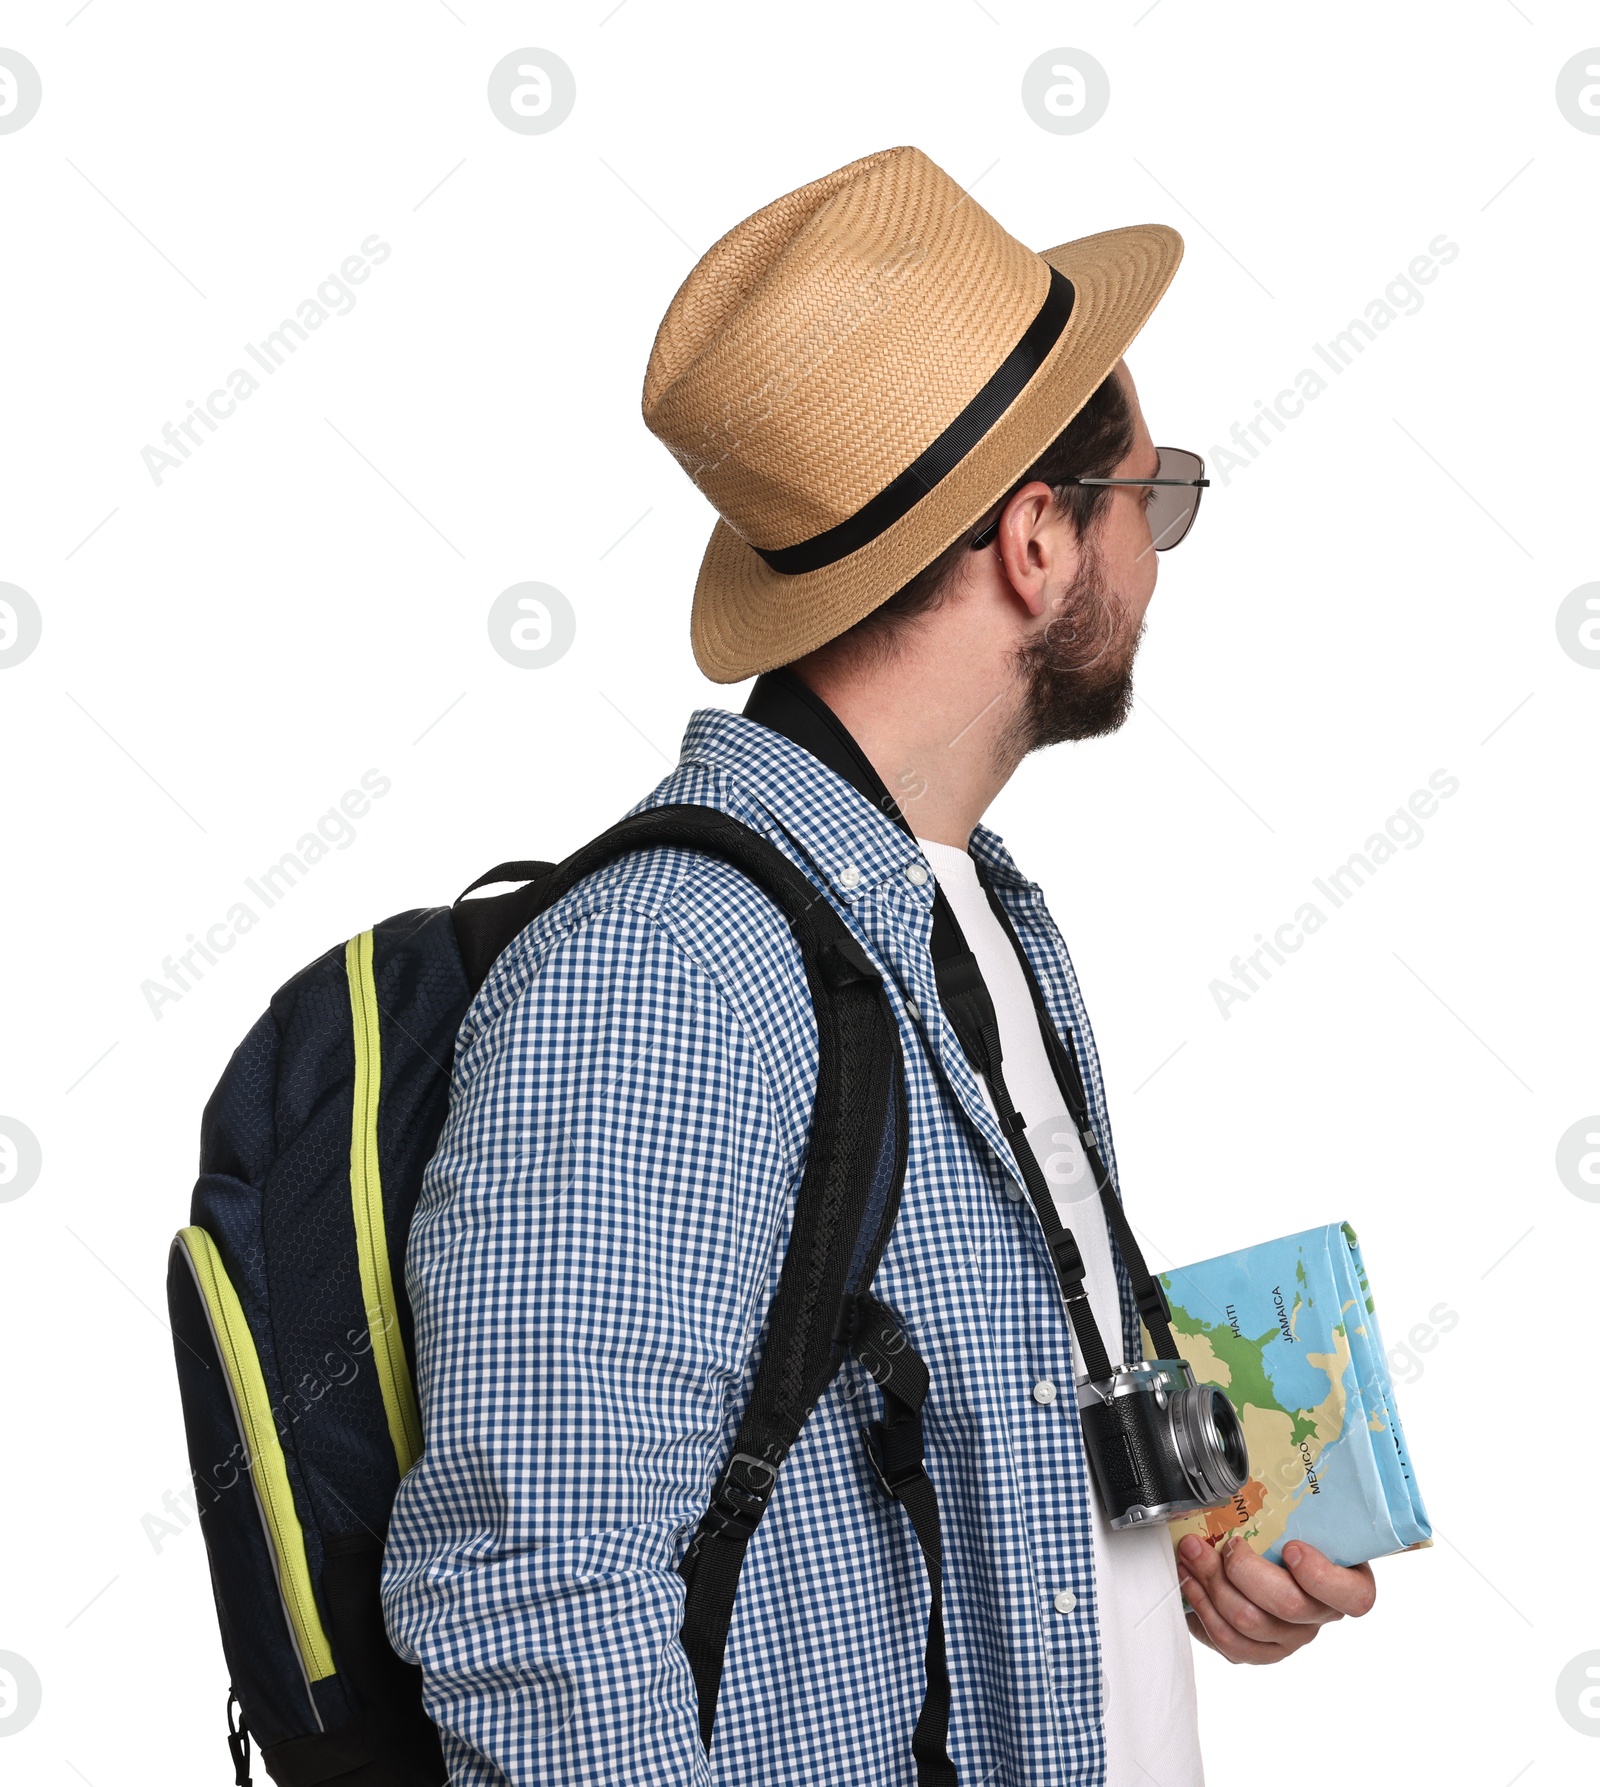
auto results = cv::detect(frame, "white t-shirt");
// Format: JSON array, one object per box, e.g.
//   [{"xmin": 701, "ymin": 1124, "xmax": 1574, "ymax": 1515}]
[{"xmin": 919, "ymin": 839, "xmax": 1203, "ymax": 1787}]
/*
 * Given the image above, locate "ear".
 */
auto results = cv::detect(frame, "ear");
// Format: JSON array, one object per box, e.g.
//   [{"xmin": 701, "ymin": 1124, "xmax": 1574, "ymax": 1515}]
[{"xmin": 994, "ymin": 481, "xmax": 1080, "ymax": 619}]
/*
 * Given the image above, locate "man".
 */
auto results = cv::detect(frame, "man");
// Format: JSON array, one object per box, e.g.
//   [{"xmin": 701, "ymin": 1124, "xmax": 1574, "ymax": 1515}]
[{"xmin": 383, "ymin": 146, "xmax": 1376, "ymax": 1785}]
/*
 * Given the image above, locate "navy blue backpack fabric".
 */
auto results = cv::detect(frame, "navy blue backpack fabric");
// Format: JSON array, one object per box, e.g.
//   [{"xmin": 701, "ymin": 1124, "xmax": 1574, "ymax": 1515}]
[{"xmin": 170, "ymin": 906, "xmax": 468, "ymax": 1786}]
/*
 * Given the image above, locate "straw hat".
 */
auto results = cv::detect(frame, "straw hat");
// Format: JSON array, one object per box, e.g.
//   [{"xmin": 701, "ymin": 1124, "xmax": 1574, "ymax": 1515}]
[{"xmin": 642, "ymin": 145, "xmax": 1184, "ymax": 683}]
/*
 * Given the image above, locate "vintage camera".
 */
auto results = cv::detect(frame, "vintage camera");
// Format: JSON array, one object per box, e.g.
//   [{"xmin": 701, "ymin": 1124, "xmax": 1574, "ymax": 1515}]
[{"xmin": 1077, "ymin": 1359, "xmax": 1249, "ymax": 1529}]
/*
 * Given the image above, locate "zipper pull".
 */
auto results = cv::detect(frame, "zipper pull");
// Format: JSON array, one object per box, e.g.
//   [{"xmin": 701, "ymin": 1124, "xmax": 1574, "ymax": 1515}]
[{"xmin": 226, "ymin": 1689, "xmax": 252, "ymax": 1787}]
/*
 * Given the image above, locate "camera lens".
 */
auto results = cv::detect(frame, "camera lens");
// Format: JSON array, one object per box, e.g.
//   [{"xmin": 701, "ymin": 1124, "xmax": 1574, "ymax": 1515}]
[
  {"xmin": 1210, "ymin": 1388, "xmax": 1248, "ymax": 1483},
  {"xmin": 1170, "ymin": 1382, "xmax": 1249, "ymax": 1505}
]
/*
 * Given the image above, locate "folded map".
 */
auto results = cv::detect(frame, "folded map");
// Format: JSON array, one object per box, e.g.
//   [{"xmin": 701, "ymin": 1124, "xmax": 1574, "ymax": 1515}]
[{"xmin": 1156, "ymin": 1222, "xmax": 1431, "ymax": 1569}]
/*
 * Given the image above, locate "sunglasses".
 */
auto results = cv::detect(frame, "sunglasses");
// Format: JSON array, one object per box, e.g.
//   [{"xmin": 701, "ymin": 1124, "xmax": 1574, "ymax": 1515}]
[{"xmin": 970, "ymin": 447, "xmax": 1209, "ymax": 555}]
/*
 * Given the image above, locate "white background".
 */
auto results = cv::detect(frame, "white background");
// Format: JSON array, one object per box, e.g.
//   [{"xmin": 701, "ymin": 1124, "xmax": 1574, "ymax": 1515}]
[{"xmin": 2, "ymin": 3, "xmax": 1597, "ymax": 1782}]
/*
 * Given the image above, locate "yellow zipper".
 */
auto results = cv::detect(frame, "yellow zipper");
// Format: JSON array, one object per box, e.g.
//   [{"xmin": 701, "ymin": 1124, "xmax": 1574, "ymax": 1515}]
[
  {"xmin": 345, "ymin": 930, "xmax": 424, "ymax": 1475},
  {"xmin": 175, "ymin": 1227, "xmax": 337, "ymax": 1683}
]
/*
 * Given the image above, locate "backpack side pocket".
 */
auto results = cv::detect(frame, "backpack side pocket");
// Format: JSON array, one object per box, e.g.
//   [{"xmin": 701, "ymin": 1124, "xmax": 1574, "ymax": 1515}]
[{"xmin": 169, "ymin": 1226, "xmax": 337, "ymax": 1746}]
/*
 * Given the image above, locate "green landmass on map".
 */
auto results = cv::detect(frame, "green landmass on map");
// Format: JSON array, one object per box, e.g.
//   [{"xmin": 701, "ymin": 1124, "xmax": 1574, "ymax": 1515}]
[{"xmin": 1164, "ymin": 1297, "xmax": 1319, "ymax": 1448}]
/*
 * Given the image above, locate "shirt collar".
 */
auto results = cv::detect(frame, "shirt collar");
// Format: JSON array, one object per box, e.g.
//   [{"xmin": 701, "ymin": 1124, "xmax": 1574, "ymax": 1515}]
[
  {"xmin": 967, "ymin": 821, "xmax": 1035, "ymax": 894},
  {"xmin": 670, "ymin": 706, "xmax": 929, "ymax": 906}
]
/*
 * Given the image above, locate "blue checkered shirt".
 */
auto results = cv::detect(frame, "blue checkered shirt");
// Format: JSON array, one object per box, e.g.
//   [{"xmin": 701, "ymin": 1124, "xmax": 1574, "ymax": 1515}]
[{"xmin": 382, "ymin": 706, "xmax": 1145, "ymax": 1784}]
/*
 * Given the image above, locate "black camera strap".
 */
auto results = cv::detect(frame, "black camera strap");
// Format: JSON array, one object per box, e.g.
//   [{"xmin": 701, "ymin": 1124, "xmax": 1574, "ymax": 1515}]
[
  {"xmin": 744, "ymin": 670, "xmax": 1179, "ymax": 1370},
  {"xmin": 930, "ymin": 945, "xmax": 1115, "ymax": 1384},
  {"xmin": 972, "ymin": 881, "xmax": 1180, "ymax": 1365}
]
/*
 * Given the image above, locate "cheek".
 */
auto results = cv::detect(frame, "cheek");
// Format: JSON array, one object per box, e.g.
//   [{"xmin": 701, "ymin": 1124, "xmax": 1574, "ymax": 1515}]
[{"xmin": 1105, "ymin": 506, "xmax": 1159, "ymax": 618}]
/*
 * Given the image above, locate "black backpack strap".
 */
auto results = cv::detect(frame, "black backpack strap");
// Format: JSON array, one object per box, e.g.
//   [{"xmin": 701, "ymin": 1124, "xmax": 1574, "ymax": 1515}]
[
  {"xmin": 450, "ymin": 861, "xmax": 557, "ymax": 994},
  {"xmin": 457, "ymin": 859, "xmax": 555, "ymax": 898},
  {"xmin": 672, "ymin": 886, "xmax": 902, "ymax": 1740},
  {"xmin": 849, "ymin": 1296, "xmax": 958, "ymax": 1786},
  {"xmin": 453, "ymin": 807, "xmax": 953, "ymax": 1773}
]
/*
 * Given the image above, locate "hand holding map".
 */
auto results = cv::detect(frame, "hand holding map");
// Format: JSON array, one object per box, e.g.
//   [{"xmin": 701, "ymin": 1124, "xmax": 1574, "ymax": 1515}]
[
  {"xmin": 1157, "ymin": 1223, "xmax": 1432, "ymax": 1570},
  {"xmin": 1176, "ymin": 1531, "xmax": 1377, "ymax": 1664}
]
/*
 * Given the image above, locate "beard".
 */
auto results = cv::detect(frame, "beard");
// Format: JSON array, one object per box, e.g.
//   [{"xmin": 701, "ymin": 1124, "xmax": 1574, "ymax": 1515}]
[{"xmin": 1002, "ymin": 541, "xmax": 1143, "ymax": 758}]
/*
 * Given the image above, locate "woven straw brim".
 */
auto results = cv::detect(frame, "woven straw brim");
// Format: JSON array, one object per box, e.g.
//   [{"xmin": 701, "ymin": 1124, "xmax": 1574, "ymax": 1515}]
[{"xmin": 688, "ymin": 224, "xmax": 1183, "ymax": 684}]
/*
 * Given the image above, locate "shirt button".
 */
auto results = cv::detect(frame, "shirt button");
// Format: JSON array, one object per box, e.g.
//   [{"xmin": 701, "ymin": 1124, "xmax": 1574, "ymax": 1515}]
[
  {"xmin": 905, "ymin": 862, "xmax": 929, "ymax": 887},
  {"xmin": 1032, "ymin": 1380, "xmax": 1058, "ymax": 1406},
  {"xmin": 1002, "ymin": 1177, "xmax": 1024, "ymax": 1202},
  {"xmin": 1053, "ymin": 1589, "xmax": 1077, "ymax": 1616},
  {"xmin": 838, "ymin": 864, "xmax": 861, "ymax": 890}
]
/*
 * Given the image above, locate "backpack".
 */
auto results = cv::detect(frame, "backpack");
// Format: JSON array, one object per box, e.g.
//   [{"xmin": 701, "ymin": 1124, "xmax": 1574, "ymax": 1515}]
[{"xmin": 167, "ymin": 804, "xmax": 956, "ymax": 1787}]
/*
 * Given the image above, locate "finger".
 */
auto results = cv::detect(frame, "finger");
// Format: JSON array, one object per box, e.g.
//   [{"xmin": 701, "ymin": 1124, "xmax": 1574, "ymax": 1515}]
[
  {"xmin": 1176, "ymin": 1533, "xmax": 1224, "ymax": 1587},
  {"xmin": 1219, "ymin": 1539, "xmax": 1345, "ymax": 1626},
  {"xmin": 1177, "ymin": 1568, "xmax": 1286, "ymax": 1665},
  {"xmin": 1281, "ymin": 1543, "xmax": 1378, "ymax": 1617},
  {"xmin": 1179, "ymin": 1569, "xmax": 1287, "ymax": 1664},
  {"xmin": 1194, "ymin": 1551, "xmax": 1326, "ymax": 1648},
  {"xmin": 1181, "ymin": 1533, "xmax": 1307, "ymax": 1642}
]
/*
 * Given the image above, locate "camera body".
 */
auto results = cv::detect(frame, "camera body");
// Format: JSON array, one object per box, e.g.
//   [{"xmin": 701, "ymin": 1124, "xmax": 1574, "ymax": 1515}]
[{"xmin": 1077, "ymin": 1359, "xmax": 1249, "ymax": 1530}]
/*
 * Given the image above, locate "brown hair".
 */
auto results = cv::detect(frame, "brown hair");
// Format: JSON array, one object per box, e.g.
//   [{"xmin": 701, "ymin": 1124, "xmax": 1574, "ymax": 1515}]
[{"xmin": 815, "ymin": 369, "xmax": 1134, "ymax": 665}]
